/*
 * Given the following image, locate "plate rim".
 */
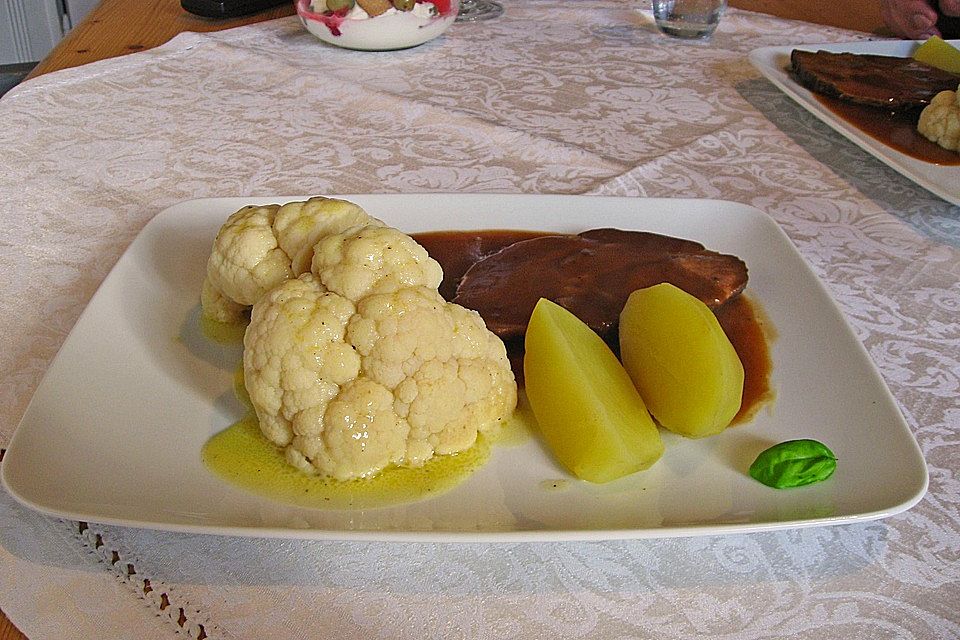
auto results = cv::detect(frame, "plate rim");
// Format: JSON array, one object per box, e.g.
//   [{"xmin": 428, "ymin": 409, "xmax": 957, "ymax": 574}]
[
  {"xmin": 2, "ymin": 193, "xmax": 929, "ymax": 542},
  {"xmin": 747, "ymin": 39, "xmax": 960, "ymax": 206}
]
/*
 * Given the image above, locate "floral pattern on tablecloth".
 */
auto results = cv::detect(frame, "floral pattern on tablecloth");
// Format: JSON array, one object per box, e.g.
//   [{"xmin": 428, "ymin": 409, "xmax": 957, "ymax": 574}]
[{"xmin": 1, "ymin": 2, "xmax": 958, "ymax": 638}]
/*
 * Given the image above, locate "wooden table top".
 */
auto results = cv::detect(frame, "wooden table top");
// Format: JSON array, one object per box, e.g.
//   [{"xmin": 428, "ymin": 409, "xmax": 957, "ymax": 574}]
[
  {"xmin": 4, "ymin": 1, "xmax": 886, "ymax": 638},
  {"xmin": 27, "ymin": 0, "xmax": 887, "ymax": 80},
  {"xmin": 27, "ymin": 0, "xmax": 296, "ymax": 79}
]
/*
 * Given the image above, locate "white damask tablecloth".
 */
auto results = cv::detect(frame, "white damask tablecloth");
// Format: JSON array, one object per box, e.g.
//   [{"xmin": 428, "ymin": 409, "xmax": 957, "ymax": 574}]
[{"xmin": 2, "ymin": 1, "xmax": 958, "ymax": 638}]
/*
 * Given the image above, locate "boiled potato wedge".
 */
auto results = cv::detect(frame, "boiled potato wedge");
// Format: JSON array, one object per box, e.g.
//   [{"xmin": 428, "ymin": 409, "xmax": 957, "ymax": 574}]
[
  {"xmin": 913, "ymin": 36, "xmax": 960, "ymax": 74},
  {"xmin": 619, "ymin": 283, "xmax": 743, "ymax": 438},
  {"xmin": 524, "ymin": 298, "xmax": 663, "ymax": 483}
]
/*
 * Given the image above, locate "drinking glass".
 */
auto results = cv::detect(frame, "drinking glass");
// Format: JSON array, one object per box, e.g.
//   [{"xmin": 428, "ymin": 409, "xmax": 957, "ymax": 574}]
[
  {"xmin": 456, "ymin": 0, "xmax": 503, "ymax": 22},
  {"xmin": 652, "ymin": 0, "xmax": 726, "ymax": 39}
]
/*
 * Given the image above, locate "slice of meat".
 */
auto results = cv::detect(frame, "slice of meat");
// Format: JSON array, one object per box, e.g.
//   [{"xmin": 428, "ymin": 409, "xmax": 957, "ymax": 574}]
[
  {"xmin": 453, "ymin": 228, "xmax": 748, "ymax": 341},
  {"xmin": 790, "ymin": 49, "xmax": 960, "ymax": 111}
]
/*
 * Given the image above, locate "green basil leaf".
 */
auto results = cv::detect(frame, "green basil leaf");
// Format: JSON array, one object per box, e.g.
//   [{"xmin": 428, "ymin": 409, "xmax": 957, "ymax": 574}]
[{"xmin": 749, "ymin": 439, "xmax": 837, "ymax": 489}]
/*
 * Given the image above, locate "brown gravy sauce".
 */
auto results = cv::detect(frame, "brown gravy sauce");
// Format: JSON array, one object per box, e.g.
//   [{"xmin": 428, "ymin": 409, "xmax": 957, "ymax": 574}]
[
  {"xmin": 813, "ymin": 94, "xmax": 960, "ymax": 166},
  {"xmin": 413, "ymin": 230, "xmax": 774, "ymax": 424}
]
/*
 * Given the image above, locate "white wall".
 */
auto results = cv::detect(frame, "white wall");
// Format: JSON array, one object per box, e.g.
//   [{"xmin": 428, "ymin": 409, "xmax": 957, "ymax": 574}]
[
  {"xmin": 1, "ymin": 0, "xmax": 98, "ymax": 65},
  {"xmin": 63, "ymin": 0, "xmax": 98, "ymax": 27}
]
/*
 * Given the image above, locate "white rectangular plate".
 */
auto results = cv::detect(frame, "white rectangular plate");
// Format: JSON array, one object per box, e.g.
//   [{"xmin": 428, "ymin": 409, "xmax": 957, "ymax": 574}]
[
  {"xmin": 2, "ymin": 194, "xmax": 928, "ymax": 541},
  {"xmin": 749, "ymin": 39, "xmax": 960, "ymax": 206}
]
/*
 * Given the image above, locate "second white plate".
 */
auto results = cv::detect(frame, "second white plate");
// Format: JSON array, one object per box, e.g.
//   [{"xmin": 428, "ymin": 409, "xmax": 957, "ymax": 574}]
[
  {"xmin": 749, "ymin": 39, "xmax": 960, "ymax": 206},
  {"xmin": 1, "ymin": 194, "xmax": 928, "ymax": 541}
]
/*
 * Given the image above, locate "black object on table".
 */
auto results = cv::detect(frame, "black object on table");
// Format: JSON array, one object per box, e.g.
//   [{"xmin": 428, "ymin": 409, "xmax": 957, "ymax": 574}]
[{"xmin": 181, "ymin": 0, "xmax": 289, "ymax": 18}]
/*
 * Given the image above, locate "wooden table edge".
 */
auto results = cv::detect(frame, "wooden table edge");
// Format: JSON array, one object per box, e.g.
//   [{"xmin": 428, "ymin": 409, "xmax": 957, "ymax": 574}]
[{"xmin": 26, "ymin": 0, "xmax": 886, "ymax": 80}]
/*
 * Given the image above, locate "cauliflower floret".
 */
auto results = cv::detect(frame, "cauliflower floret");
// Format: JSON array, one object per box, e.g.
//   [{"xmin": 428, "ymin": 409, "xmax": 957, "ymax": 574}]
[
  {"xmin": 348, "ymin": 287, "xmax": 517, "ymax": 464},
  {"xmin": 274, "ymin": 196, "xmax": 382, "ymax": 275},
  {"xmin": 200, "ymin": 274, "xmax": 248, "ymax": 324},
  {"xmin": 243, "ymin": 275, "xmax": 517, "ymax": 481},
  {"xmin": 201, "ymin": 197, "xmax": 380, "ymax": 322},
  {"xmin": 205, "ymin": 204, "xmax": 294, "ymax": 310},
  {"xmin": 918, "ymin": 85, "xmax": 960, "ymax": 152},
  {"xmin": 312, "ymin": 224, "xmax": 443, "ymax": 302},
  {"xmin": 243, "ymin": 274, "xmax": 361, "ymax": 448},
  {"xmin": 288, "ymin": 378, "xmax": 408, "ymax": 480}
]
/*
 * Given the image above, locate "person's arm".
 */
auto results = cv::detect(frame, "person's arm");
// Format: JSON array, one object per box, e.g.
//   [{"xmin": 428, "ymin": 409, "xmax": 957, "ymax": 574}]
[
  {"xmin": 880, "ymin": 0, "xmax": 960, "ymax": 38},
  {"xmin": 937, "ymin": 1, "xmax": 960, "ymax": 37}
]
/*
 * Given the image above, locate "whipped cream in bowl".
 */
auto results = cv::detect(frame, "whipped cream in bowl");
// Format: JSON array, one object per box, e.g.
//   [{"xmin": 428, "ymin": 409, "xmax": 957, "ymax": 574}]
[{"xmin": 297, "ymin": 0, "xmax": 458, "ymax": 50}]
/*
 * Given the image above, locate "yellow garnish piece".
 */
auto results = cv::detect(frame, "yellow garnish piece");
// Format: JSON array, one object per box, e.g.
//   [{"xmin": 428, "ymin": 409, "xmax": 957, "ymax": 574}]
[{"xmin": 913, "ymin": 36, "xmax": 960, "ymax": 75}]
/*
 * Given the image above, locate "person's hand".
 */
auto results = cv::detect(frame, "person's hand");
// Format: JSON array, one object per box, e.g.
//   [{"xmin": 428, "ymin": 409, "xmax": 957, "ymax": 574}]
[{"xmin": 880, "ymin": 0, "xmax": 960, "ymax": 39}]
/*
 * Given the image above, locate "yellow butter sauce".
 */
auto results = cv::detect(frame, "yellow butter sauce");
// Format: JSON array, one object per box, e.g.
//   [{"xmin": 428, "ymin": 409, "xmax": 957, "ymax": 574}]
[
  {"xmin": 199, "ymin": 314, "xmax": 248, "ymax": 344},
  {"xmin": 202, "ymin": 362, "xmax": 536, "ymax": 510},
  {"xmin": 201, "ymin": 414, "xmax": 496, "ymax": 510}
]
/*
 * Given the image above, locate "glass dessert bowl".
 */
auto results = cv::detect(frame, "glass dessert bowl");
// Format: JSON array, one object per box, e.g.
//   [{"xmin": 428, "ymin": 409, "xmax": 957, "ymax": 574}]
[{"xmin": 296, "ymin": 0, "xmax": 458, "ymax": 50}]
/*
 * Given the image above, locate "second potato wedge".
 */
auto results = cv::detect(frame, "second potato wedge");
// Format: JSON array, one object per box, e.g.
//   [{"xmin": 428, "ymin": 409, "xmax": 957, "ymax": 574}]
[{"xmin": 619, "ymin": 283, "xmax": 744, "ymax": 438}]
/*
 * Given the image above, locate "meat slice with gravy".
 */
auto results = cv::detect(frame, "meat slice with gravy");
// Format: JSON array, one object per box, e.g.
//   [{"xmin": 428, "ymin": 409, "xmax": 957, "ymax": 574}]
[
  {"xmin": 453, "ymin": 228, "xmax": 748, "ymax": 342},
  {"xmin": 790, "ymin": 49, "xmax": 960, "ymax": 112}
]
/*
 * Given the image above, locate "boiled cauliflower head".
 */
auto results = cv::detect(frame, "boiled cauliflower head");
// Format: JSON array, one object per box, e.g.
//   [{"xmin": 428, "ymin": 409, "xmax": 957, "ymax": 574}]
[
  {"xmin": 243, "ymin": 276, "xmax": 517, "ymax": 481},
  {"xmin": 201, "ymin": 197, "xmax": 381, "ymax": 323},
  {"xmin": 918, "ymin": 85, "xmax": 960, "ymax": 152}
]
